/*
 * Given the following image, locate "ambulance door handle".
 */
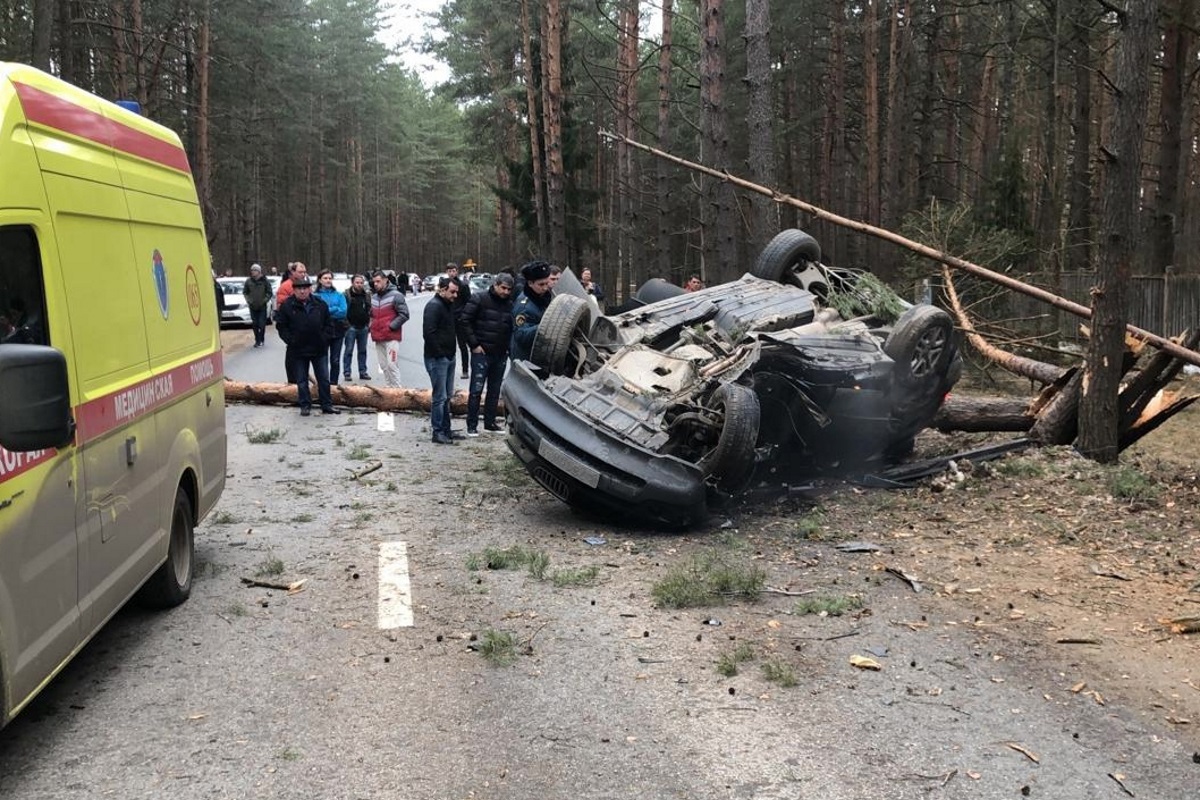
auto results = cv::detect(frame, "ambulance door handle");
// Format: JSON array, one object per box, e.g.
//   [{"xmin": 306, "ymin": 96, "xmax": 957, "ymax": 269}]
[{"xmin": 125, "ymin": 436, "xmax": 138, "ymax": 466}]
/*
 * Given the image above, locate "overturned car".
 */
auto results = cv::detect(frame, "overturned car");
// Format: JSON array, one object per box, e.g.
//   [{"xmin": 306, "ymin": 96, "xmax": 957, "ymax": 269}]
[{"xmin": 502, "ymin": 229, "xmax": 960, "ymax": 527}]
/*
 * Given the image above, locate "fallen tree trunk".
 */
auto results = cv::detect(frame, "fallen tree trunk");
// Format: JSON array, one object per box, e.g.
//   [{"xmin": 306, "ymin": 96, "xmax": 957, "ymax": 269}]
[
  {"xmin": 604, "ymin": 131, "xmax": 1200, "ymax": 369},
  {"xmin": 933, "ymin": 395, "xmax": 1036, "ymax": 432},
  {"xmin": 224, "ymin": 379, "xmax": 480, "ymax": 415},
  {"xmin": 941, "ymin": 265, "xmax": 1066, "ymax": 386}
]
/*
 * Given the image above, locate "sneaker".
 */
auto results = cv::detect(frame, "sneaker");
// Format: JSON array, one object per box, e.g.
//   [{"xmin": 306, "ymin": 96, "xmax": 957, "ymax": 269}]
[
  {"xmin": 461, "ymin": 372, "xmax": 469, "ymax": 379},
  {"xmin": 466, "ymin": 429, "xmax": 480, "ymax": 438},
  {"xmin": 483, "ymin": 424, "xmax": 504, "ymax": 433},
  {"xmin": 359, "ymin": 373, "xmax": 372, "ymax": 381},
  {"xmin": 432, "ymin": 433, "xmax": 456, "ymax": 445},
  {"xmin": 321, "ymin": 407, "xmax": 341, "ymax": 415},
  {"xmin": 343, "ymin": 373, "xmax": 352, "ymax": 381},
  {"xmin": 299, "ymin": 407, "xmax": 311, "ymax": 417}
]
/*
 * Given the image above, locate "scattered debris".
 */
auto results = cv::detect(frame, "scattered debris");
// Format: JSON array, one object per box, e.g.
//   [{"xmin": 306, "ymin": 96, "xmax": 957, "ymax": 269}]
[
  {"xmin": 1159, "ymin": 615, "xmax": 1200, "ymax": 635},
  {"xmin": 865, "ymin": 646, "xmax": 889, "ymax": 658},
  {"xmin": 1108, "ymin": 772, "xmax": 1135, "ymax": 797},
  {"xmin": 850, "ymin": 655, "xmax": 882, "ymax": 671},
  {"xmin": 762, "ymin": 586, "xmax": 818, "ymax": 597},
  {"xmin": 349, "ymin": 461, "xmax": 382, "ymax": 480},
  {"xmin": 1005, "ymin": 741, "xmax": 1040, "ymax": 764},
  {"xmin": 1057, "ymin": 637, "xmax": 1103, "ymax": 645},
  {"xmin": 835, "ymin": 541, "xmax": 883, "ymax": 553},
  {"xmin": 885, "ymin": 566, "xmax": 923, "ymax": 593},
  {"xmin": 241, "ymin": 577, "xmax": 307, "ymax": 593},
  {"xmin": 1090, "ymin": 564, "xmax": 1132, "ymax": 582},
  {"xmin": 583, "ymin": 536, "xmax": 607, "ymax": 546}
]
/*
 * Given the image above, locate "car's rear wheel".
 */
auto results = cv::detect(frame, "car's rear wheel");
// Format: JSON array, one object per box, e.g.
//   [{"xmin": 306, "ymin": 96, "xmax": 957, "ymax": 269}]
[
  {"xmin": 635, "ymin": 278, "xmax": 688, "ymax": 305},
  {"xmin": 752, "ymin": 229, "xmax": 823, "ymax": 288},
  {"xmin": 884, "ymin": 305, "xmax": 954, "ymax": 388},
  {"xmin": 138, "ymin": 487, "xmax": 194, "ymax": 609},
  {"xmin": 531, "ymin": 295, "xmax": 593, "ymax": 376},
  {"xmin": 698, "ymin": 383, "xmax": 760, "ymax": 491}
]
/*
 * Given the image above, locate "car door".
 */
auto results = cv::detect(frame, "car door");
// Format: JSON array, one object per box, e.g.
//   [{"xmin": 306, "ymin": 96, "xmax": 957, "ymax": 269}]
[{"xmin": 0, "ymin": 222, "xmax": 84, "ymax": 720}]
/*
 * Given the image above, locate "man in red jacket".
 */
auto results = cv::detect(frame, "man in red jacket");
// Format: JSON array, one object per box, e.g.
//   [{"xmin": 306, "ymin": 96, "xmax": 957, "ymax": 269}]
[{"xmin": 369, "ymin": 271, "xmax": 411, "ymax": 387}]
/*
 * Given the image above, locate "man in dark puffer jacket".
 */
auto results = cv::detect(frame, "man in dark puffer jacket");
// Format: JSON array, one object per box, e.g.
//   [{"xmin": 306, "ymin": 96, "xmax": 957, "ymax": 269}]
[
  {"xmin": 423, "ymin": 276, "xmax": 460, "ymax": 444},
  {"xmin": 461, "ymin": 272, "xmax": 516, "ymax": 436}
]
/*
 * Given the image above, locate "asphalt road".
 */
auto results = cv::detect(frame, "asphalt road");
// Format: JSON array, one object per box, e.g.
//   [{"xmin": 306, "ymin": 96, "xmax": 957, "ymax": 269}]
[
  {"xmin": 1, "ymin": 404, "xmax": 1197, "ymax": 799},
  {"xmin": 224, "ymin": 292, "xmax": 440, "ymax": 391}
]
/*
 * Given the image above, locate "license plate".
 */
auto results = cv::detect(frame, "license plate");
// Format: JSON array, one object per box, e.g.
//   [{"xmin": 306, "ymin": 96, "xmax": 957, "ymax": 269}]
[{"xmin": 538, "ymin": 439, "xmax": 601, "ymax": 488}]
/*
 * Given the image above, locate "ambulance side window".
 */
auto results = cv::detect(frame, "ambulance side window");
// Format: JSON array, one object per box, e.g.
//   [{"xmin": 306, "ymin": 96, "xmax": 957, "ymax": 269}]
[{"xmin": 0, "ymin": 226, "xmax": 48, "ymax": 347}]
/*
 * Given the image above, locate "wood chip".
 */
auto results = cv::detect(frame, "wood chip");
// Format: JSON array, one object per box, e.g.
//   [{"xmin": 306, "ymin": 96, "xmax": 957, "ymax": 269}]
[
  {"xmin": 241, "ymin": 577, "xmax": 307, "ymax": 593},
  {"xmin": 1108, "ymin": 772, "xmax": 1134, "ymax": 797},
  {"xmin": 1089, "ymin": 564, "xmax": 1132, "ymax": 581},
  {"xmin": 1159, "ymin": 615, "xmax": 1200, "ymax": 634},
  {"xmin": 1056, "ymin": 637, "xmax": 1102, "ymax": 645},
  {"xmin": 850, "ymin": 655, "xmax": 882, "ymax": 671},
  {"xmin": 1005, "ymin": 742, "xmax": 1040, "ymax": 763},
  {"xmin": 885, "ymin": 566, "xmax": 923, "ymax": 592}
]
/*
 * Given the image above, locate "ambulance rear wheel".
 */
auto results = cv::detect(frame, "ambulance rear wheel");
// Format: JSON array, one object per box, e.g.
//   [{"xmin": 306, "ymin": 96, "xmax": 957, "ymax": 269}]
[{"xmin": 138, "ymin": 487, "xmax": 194, "ymax": 609}]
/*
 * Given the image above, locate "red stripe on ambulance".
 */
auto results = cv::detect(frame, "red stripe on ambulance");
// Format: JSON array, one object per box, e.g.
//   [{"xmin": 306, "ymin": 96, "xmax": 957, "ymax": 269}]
[
  {"xmin": 0, "ymin": 447, "xmax": 56, "ymax": 485},
  {"xmin": 11, "ymin": 81, "xmax": 192, "ymax": 174},
  {"xmin": 74, "ymin": 352, "xmax": 223, "ymax": 442}
]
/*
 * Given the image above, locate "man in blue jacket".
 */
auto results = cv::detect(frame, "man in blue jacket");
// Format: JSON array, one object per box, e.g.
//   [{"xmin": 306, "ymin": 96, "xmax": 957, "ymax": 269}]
[
  {"xmin": 276, "ymin": 275, "xmax": 337, "ymax": 416},
  {"xmin": 510, "ymin": 260, "xmax": 553, "ymax": 362}
]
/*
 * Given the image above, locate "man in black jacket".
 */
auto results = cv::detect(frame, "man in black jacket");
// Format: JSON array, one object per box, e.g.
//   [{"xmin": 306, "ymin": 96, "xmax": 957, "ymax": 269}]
[
  {"xmin": 342, "ymin": 273, "xmax": 372, "ymax": 380},
  {"xmin": 276, "ymin": 275, "xmax": 338, "ymax": 416},
  {"xmin": 423, "ymin": 276, "xmax": 460, "ymax": 444},
  {"xmin": 461, "ymin": 273, "xmax": 515, "ymax": 436},
  {"xmin": 444, "ymin": 262, "xmax": 472, "ymax": 378}
]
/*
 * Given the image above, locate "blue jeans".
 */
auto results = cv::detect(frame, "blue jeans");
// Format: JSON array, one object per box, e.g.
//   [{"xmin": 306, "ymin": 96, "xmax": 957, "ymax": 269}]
[
  {"xmin": 249, "ymin": 306, "xmax": 269, "ymax": 345},
  {"xmin": 424, "ymin": 356, "xmax": 455, "ymax": 438},
  {"xmin": 343, "ymin": 325, "xmax": 369, "ymax": 376},
  {"xmin": 289, "ymin": 351, "xmax": 332, "ymax": 410},
  {"xmin": 467, "ymin": 351, "xmax": 507, "ymax": 431}
]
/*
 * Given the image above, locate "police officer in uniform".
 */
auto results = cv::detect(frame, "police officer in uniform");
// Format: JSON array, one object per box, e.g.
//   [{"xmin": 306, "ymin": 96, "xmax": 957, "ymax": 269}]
[{"xmin": 509, "ymin": 260, "xmax": 554, "ymax": 362}]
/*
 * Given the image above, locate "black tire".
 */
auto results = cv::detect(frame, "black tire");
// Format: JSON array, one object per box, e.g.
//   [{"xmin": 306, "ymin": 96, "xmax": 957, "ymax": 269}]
[
  {"xmin": 531, "ymin": 295, "xmax": 592, "ymax": 376},
  {"xmin": 698, "ymin": 383, "xmax": 760, "ymax": 491},
  {"xmin": 752, "ymin": 229, "xmax": 823, "ymax": 285},
  {"xmin": 138, "ymin": 488, "xmax": 195, "ymax": 609},
  {"xmin": 884, "ymin": 305, "xmax": 954, "ymax": 388},
  {"xmin": 634, "ymin": 278, "xmax": 687, "ymax": 305}
]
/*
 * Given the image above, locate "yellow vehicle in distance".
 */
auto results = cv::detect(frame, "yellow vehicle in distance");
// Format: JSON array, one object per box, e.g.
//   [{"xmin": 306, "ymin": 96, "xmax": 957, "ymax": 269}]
[{"xmin": 0, "ymin": 63, "xmax": 226, "ymax": 728}]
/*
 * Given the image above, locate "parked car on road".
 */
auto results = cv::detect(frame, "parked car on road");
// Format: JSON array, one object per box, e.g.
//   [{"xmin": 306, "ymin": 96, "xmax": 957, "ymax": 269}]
[
  {"xmin": 502, "ymin": 229, "xmax": 961, "ymax": 527},
  {"xmin": 217, "ymin": 277, "xmax": 273, "ymax": 328}
]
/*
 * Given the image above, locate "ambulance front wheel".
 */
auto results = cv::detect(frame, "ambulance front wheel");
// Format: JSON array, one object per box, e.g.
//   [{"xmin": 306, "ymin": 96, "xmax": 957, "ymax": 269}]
[{"xmin": 138, "ymin": 487, "xmax": 195, "ymax": 609}]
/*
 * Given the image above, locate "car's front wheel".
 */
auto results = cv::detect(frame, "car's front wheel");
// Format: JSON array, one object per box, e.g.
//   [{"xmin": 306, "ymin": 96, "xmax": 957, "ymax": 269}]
[
  {"xmin": 698, "ymin": 383, "xmax": 760, "ymax": 492},
  {"xmin": 531, "ymin": 295, "xmax": 593, "ymax": 376}
]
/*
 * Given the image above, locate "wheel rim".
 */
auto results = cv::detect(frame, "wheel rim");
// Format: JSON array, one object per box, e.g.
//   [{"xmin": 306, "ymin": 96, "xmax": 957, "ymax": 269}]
[
  {"xmin": 170, "ymin": 505, "xmax": 192, "ymax": 586},
  {"xmin": 910, "ymin": 327, "xmax": 947, "ymax": 377}
]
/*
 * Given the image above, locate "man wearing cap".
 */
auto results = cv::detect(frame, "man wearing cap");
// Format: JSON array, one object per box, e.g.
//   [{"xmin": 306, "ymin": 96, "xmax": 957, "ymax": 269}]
[
  {"xmin": 461, "ymin": 272, "xmax": 516, "ymax": 436},
  {"xmin": 423, "ymin": 276, "xmax": 460, "ymax": 444},
  {"xmin": 242, "ymin": 263, "xmax": 273, "ymax": 347},
  {"xmin": 444, "ymin": 262, "xmax": 472, "ymax": 379},
  {"xmin": 510, "ymin": 260, "xmax": 554, "ymax": 362},
  {"xmin": 275, "ymin": 275, "xmax": 338, "ymax": 416}
]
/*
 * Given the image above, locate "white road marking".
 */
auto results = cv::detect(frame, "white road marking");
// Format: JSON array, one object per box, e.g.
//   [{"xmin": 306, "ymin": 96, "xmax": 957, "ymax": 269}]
[{"xmin": 378, "ymin": 540, "xmax": 413, "ymax": 628}]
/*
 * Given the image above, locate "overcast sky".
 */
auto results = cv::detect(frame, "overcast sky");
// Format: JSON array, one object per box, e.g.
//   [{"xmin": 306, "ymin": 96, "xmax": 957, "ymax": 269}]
[{"xmin": 379, "ymin": 0, "xmax": 451, "ymax": 86}]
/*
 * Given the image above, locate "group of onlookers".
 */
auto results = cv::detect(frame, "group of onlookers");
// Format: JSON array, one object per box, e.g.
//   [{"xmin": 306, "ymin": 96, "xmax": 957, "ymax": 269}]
[{"xmin": 240, "ymin": 258, "xmax": 616, "ymax": 438}]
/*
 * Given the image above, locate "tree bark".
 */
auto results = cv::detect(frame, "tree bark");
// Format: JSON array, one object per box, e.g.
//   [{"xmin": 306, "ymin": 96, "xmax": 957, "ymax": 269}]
[
  {"xmin": 744, "ymin": 0, "xmax": 775, "ymax": 255},
  {"xmin": 31, "ymin": 0, "xmax": 54, "ymax": 69},
  {"xmin": 1077, "ymin": 0, "xmax": 1157, "ymax": 463},
  {"xmin": 700, "ymin": 0, "xmax": 737, "ymax": 279},
  {"xmin": 655, "ymin": 2, "xmax": 675, "ymax": 284},
  {"xmin": 1065, "ymin": 0, "xmax": 1094, "ymax": 274},
  {"xmin": 224, "ymin": 381, "xmax": 478, "ymax": 415},
  {"xmin": 540, "ymin": 0, "xmax": 568, "ymax": 264},
  {"xmin": 520, "ymin": 0, "xmax": 548, "ymax": 254},
  {"xmin": 1151, "ymin": 0, "xmax": 1190, "ymax": 273},
  {"xmin": 863, "ymin": 0, "xmax": 880, "ymax": 264}
]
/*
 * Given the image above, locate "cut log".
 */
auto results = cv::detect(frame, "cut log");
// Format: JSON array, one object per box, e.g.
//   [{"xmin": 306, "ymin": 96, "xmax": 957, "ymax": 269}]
[
  {"xmin": 224, "ymin": 379, "xmax": 481, "ymax": 415},
  {"xmin": 933, "ymin": 395, "xmax": 1035, "ymax": 432}
]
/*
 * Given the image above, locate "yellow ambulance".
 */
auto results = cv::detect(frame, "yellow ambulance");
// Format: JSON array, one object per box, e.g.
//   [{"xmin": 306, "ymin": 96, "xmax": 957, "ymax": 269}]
[{"xmin": 0, "ymin": 63, "xmax": 226, "ymax": 728}]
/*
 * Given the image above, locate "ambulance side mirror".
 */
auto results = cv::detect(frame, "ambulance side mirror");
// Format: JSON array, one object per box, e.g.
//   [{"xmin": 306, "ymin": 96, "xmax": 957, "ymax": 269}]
[{"xmin": 0, "ymin": 344, "xmax": 75, "ymax": 452}]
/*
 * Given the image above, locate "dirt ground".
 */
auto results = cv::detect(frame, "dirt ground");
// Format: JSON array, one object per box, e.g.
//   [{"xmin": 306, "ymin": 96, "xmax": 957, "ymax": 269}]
[
  {"xmin": 220, "ymin": 327, "xmax": 1200, "ymax": 757},
  {"xmin": 729, "ymin": 371, "xmax": 1200, "ymax": 747}
]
